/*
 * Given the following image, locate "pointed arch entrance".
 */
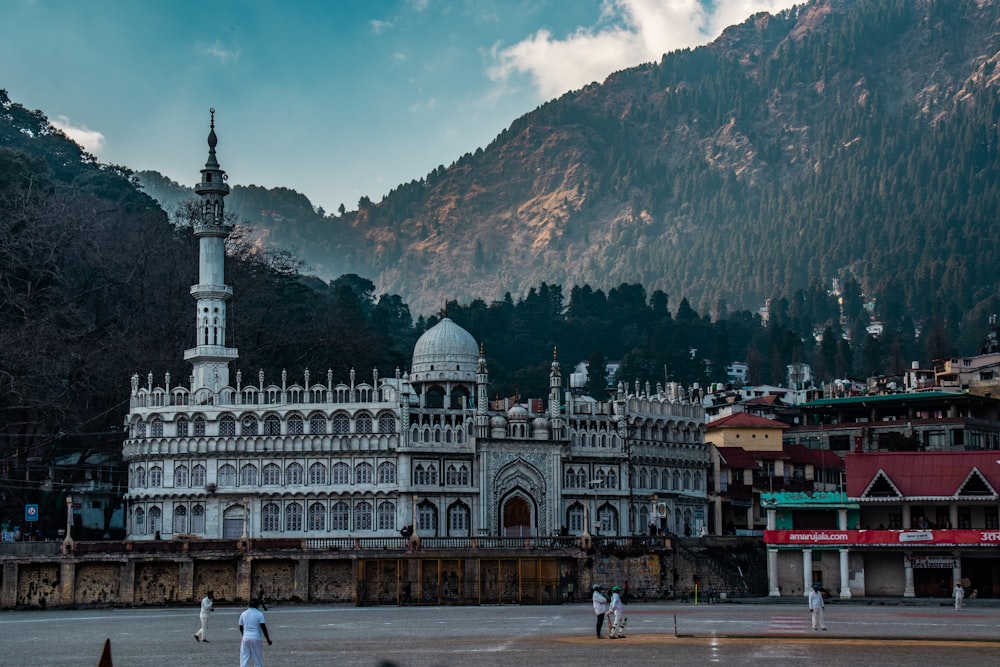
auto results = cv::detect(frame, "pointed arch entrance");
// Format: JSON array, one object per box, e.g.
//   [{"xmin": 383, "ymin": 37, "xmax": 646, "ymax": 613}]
[{"xmin": 502, "ymin": 494, "xmax": 533, "ymax": 537}]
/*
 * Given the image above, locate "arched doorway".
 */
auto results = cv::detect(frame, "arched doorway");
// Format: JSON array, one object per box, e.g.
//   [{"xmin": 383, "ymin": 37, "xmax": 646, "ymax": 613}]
[{"xmin": 502, "ymin": 495, "xmax": 533, "ymax": 537}]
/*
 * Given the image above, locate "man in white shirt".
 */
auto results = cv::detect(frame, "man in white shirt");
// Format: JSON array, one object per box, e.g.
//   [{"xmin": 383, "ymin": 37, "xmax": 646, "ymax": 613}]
[
  {"xmin": 193, "ymin": 591, "xmax": 213, "ymax": 642},
  {"xmin": 808, "ymin": 583, "xmax": 827, "ymax": 630},
  {"xmin": 239, "ymin": 598, "xmax": 273, "ymax": 667}
]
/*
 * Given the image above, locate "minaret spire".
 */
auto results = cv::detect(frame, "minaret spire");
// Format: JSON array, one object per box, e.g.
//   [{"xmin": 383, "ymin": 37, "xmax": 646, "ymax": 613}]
[{"xmin": 184, "ymin": 109, "xmax": 239, "ymax": 393}]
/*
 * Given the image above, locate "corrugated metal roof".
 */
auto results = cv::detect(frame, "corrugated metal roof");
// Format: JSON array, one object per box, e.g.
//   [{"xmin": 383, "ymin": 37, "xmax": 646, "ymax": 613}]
[
  {"xmin": 708, "ymin": 412, "xmax": 788, "ymax": 429},
  {"xmin": 846, "ymin": 451, "xmax": 1000, "ymax": 499}
]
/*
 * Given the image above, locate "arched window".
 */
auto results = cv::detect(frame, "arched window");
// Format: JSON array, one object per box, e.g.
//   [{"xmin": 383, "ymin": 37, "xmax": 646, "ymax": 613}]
[
  {"xmin": 331, "ymin": 501, "xmax": 350, "ymax": 531},
  {"xmin": 356, "ymin": 414, "xmax": 373, "ymax": 434},
  {"xmin": 577, "ymin": 469, "xmax": 588, "ymax": 487},
  {"xmin": 417, "ymin": 501, "xmax": 437, "ymax": 533},
  {"xmin": 174, "ymin": 464, "xmax": 189, "ymax": 488},
  {"xmin": 378, "ymin": 414, "xmax": 395, "ymax": 433},
  {"xmin": 193, "ymin": 416, "xmax": 206, "ymax": 436},
  {"xmin": 264, "ymin": 415, "xmax": 281, "ymax": 436},
  {"xmin": 192, "ymin": 464, "xmax": 206, "ymax": 488},
  {"xmin": 134, "ymin": 466, "xmax": 146, "ymax": 488},
  {"xmin": 218, "ymin": 464, "xmax": 237, "ymax": 487},
  {"xmin": 308, "ymin": 502, "xmax": 325, "ymax": 531},
  {"xmin": 135, "ymin": 420, "xmax": 146, "ymax": 438},
  {"xmin": 332, "ymin": 414, "xmax": 350, "ymax": 434},
  {"xmin": 240, "ymin": 464, "xmax": 258, "ymax": 486},
  {"xmin": 693, "ymin": 472, "xmax": 702, "ymax": 491},
  {"xmin": 241, "ymin": 415, "xmax": 258, "ymax": 436},
  {"xmin": 595, "ymin": 469, "xmax": 606, "ymax": 489},
  {"xmin": 378, "ymin": 461, "xmax": 396, "ymax": 484},
  {"xmin": 564, "ymin": 467, "xmax": 577, "ymax": 488},
  {"xmin": 176, "ymin": 417, "xmax": 189, "ymax": 437},
  {"xmin": 309, "ymin": 462, "xmax": 327, "ymax": 485},
  {"xmin": 568, "ymin": 503, "xmax": 585, "ymax": 533},
  {"xmin": 287, "ymin": 414, "xmax": 304, "ymax": 435},
  {"xmin": 355, "ymin": 501, "xmax": 373, "ymax": 530},
  {"xmin": 286, "ymin": 462, "xmax": 303, "ymax": 485},
  {"xmin": 309, "ymin": 414, "xmax": 327, "ymax": 434},
  {"xmin": 285, "ymin": 503, "xmax": 303, "ymax": 532},
  {"xmin": 377, "ymin": 501, "xmax": 395, "ymax": 530},
  {"xmin": 448, "ymin": 502, "xmax": 470, "ymax": 533},
  {"xmin": 150, "ymin": 418, "xmax": 163, "ymax": 437},
  {"xmin": 456, "ymin": 464, "xmax": 469, "ymax": 485},
  {"xmin": 683, "ymin": 470, "xmax": 692, "ymax": 490},
  {"xmin": 219, "ymin": 415, "xmax": 236, "ymax": 437},
  {"xmin": 639, "ymin": 468, "xmax": 649, "ymax": 490},
  {"xmin": 356, "ymin": 462, "xmax": 373, "ymax": 484},
  {"xmin": 607, "ymin": 469, "xmax": 617, "ymax": 488},
  {"xmin": 134, "ymin": 507, "xmax": 145, "ymax": 533},
  {"xmin": 173, "ymin": 505, "xmax": 187, "ymax": 534},
  {"xmin": 446, "ymin": 465, "xmax": 460, "ymax": 485},
  {"xmin": 672, "ymin": 469, "xmax": 681, "ymax": 491},
  {"xmin": 147, "ymin": 506, "xmax": 161, "ymax": 534},
  {"xmin": 149, "ymin": 466, "xmax": 163, "ymax": 487},
  {"xmin": 261, "ymin": 503, "xmax": 280, "ymax": 532},
  {"xmin": 332, "ymin": 462, "xmax": 350, "ymax": 484},
  {"xmin": 191, "ymin": 505, "xmax": 205, "ymax": 533},
  {"xmin": 262, "ymin": 464, "xmax": 281, "ymax": 485}
]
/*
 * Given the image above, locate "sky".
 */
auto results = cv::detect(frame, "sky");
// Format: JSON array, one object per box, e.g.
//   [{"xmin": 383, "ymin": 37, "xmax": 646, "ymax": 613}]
[{"xmin": 1, "ymin": 0, "xmax": 798, "ymax": 216}]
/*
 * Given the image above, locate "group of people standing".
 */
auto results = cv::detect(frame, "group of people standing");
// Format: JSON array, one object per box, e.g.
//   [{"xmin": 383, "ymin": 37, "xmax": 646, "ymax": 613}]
[{"xmin": 591, "ymin": 584, "xmax": 627, "ymax": 639}]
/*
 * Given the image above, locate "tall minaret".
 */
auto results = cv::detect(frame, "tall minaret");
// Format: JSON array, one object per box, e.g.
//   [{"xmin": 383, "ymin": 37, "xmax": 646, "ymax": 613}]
[{"xmin": 183, "ymin": 109, "xmax": 239, "ymax": 392}]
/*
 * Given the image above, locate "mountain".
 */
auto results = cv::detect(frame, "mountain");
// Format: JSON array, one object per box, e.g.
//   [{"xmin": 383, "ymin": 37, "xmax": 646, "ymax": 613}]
[{"xmin": 141, "ymin": 0, "xmax": 1000, "ymax": 324}]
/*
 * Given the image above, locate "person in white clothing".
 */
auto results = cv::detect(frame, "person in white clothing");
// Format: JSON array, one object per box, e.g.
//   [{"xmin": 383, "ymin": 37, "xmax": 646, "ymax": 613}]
[
  {"xmin": 193, "ymin": 591, "xmax": 214, "ymax": 642},
  {"xmin": 808, "ymin": 583, "xmax": 827, "ymax": 630},
  {"xmin": 591, "ymin": 584, "xmax": 609, "ymax": 639},
  {"xmin": 239, "ymin": 599, "xmax": 273, "ymax": 667},
  {"xmin": 608, "ymin": 585, "xmax": 626, "ymax": 638},
  {"xmin": 954, "ymin": 582, "xmax": 965, "ymax": 610}
]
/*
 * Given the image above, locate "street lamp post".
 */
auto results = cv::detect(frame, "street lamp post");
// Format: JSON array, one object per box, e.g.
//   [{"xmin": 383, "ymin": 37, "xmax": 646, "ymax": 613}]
[{"xmin": 62, "ymin": 495, "xmax": 74, "ymax": 554}]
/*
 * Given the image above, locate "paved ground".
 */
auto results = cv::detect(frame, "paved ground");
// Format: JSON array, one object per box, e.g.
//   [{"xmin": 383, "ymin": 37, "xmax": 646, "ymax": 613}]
[{"xmin": 1, "ymin": 599, "xmax": 998, "ymax": 666}]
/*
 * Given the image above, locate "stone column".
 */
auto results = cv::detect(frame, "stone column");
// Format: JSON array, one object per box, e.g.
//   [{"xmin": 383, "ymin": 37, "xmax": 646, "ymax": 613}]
[
  {"xmin": 119, "ymin": 560, "xmax": 136, "ymax": 604},
  {"xmin": 767, "ymin": 548, "xmax": 780, "ymax": 597},
  {"xmin": 237, "ymin": 556, "xmax": 253, "ymax": 603},
  {"xmin": 802, "ymin": 548, "xmax": 812, "ymax": 595},
  {"xmin": 294, "ymin": 557, "xmax": 310, "ymax": 602},
  {"xmin": 178, "ymin": 559, "xmax": 195, "ymax": 602},
  {"xmin": 838, "ymin": 549, "xmax": 852, "ymax": 599},
  {"xmin": 1, "ymin": 563, "xmax": 18, "ymax": 608},
  {"xmin": 903, "ymin": 552, "xmax": 915, "ymax": 597},
  {"xmin": 59, "ymin": 560, "xmax": 76, "ymax": 606},
  {"xmin": 902, "ymin": 504, "xmax": 911, "ymax": 529}
]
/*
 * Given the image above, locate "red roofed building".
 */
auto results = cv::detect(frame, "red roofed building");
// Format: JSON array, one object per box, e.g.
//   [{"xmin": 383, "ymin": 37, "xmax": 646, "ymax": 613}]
[{"xmin": 764, "ymin": 451, "xmax": 1000, "ymax": 599}]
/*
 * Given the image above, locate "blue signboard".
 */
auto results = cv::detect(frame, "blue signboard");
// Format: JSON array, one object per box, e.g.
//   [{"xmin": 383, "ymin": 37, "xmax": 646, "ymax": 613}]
[{"xmin": 25, "ymin": 504, "xmax": 39, "ymax": 523}]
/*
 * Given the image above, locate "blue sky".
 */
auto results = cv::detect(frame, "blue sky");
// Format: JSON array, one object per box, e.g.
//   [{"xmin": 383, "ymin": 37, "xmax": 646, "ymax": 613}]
[{"xmin": 1, "ymin": 0, "xmax": 796, "ymax": 215}]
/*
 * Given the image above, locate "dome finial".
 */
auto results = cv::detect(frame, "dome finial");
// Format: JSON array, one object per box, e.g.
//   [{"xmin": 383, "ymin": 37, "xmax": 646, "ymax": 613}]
[{"xmin": 207, "ymin": 108, "xmax": 219, "ymax": 151}]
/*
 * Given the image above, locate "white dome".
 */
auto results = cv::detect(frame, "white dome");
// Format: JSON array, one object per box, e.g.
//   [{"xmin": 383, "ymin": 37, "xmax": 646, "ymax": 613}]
[
  {"xmin": 507, "ymin": 405, "xmax": 529, "ymax": 421},
  {"xmin": 410, "ymin": 318, "xmax": 479, "ymax": 384}
]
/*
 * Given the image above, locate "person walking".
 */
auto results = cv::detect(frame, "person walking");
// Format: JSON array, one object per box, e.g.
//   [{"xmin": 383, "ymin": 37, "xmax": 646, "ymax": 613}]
[
  {"xmin": 193, "ymin": 591, "xmax": 214, "ymax": 642},
  {"xmin": 239, "ymin": 598, "xmax": 273, "ymax": 667},
  {"xmin": 809, "ymin": 583, "xmax": 827, "ymax": 630},
  {"xmin": 954, "ymin": 582, "xmax": 965, "ymax": 610},
  {"xmin": 608, "ymin": 585, "xmax": 626, "ymax": 638},
  {"xmin": 591, "ymin": 584, "xmax": 609, "ymax": 639}
]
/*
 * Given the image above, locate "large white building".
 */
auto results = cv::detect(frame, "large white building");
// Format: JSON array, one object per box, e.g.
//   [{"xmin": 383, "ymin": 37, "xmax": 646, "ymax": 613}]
[{"xmin": 121, "ymin": 115, "xmax": 709, "ymax": 541}]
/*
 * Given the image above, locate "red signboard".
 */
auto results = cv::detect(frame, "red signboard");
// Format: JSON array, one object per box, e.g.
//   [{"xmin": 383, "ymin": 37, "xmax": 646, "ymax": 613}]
[{"xmin": 764, "ymin": 529, "xmax": 1000, "ymax": 547}]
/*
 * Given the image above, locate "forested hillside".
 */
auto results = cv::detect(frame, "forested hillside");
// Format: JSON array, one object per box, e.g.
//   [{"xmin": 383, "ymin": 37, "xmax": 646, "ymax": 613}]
[{"xmin": 141, "ymin": 0, "xmax": 1000, "ymax": 339}]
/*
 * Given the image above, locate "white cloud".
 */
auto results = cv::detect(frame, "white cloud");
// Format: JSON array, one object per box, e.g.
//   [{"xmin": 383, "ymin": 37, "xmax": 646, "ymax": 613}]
[
  {"xmin": 488, "ymin": 0, "xmax": 798, "ymax": 99},
  {"xmin": 50, "ymin": 116, "xmax": 106, "ymax": 155},
  {"xmin": 371, "ymin": 19, "xmax": 393, "ymax": 34},
  {"xmin": 203, "ymin": 40, "xmax": 241, "ymax": 65}
]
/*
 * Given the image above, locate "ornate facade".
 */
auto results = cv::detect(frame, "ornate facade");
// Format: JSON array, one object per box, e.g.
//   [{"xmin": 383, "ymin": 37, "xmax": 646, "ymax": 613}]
[{"xmin": 122, "ymin": 116, "xmax": 709, "ymax": 540}]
